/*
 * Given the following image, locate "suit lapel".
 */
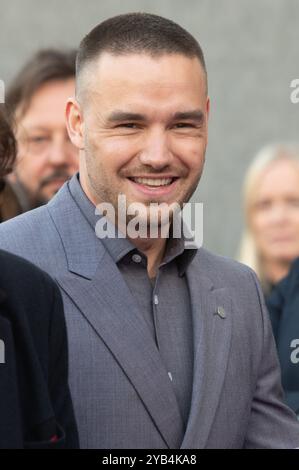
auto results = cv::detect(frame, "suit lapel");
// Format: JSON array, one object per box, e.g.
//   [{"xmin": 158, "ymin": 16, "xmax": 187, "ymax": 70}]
[
  {"xmin": 181, "ymin": 257, "xmax": 233, "ymax": 448},
  {"xmin": 56, "ymin": 252, "xmax": 185, "ymax": 449}
]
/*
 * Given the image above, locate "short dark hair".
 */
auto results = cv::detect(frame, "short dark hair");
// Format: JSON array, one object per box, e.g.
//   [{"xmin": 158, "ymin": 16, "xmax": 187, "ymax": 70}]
[
  {"xmin": 0, "ymin": 105, "xmax": 16, "ymax": 180},
  {"xmin": 76, "ymin": 12, "xmax": 207, "ymax": 92},
  {"xmin": 6, "ymin": 48, "xmax": 76, "ymax": 121}
]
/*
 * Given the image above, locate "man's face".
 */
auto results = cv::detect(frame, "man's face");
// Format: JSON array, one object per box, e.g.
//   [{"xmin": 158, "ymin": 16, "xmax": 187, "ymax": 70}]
[
  {"xmin": 13, "ymin": 79, "xmax": 79, "ymax": 206},
  {"xmin": 71, "ymin": 53, "xmax": 209, "ymax": 227}
]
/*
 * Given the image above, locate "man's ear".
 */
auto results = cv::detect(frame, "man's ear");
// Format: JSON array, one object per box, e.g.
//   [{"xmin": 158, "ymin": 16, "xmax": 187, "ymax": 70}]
[
  {"xmin": 66, "ymin": 97, "xmax": 85, "ymax": 150},
  {"xmin": 206, "ymin": 96, "xmax": 210, "ymax": 119},
  {"xmin": 205, "ymin": 96, "xmax": 210, "ymax": 146}
]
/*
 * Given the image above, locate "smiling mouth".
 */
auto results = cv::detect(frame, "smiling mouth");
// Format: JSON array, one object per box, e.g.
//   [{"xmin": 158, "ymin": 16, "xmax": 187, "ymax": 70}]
[{"xmin": 128, "ymin": 177, "xmax": 178, "ymax": 187}]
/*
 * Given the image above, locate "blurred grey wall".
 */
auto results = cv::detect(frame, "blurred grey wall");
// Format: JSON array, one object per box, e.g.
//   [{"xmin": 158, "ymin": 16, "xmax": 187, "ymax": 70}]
[{"xmin": 1, "ymin": 0, "xmax": 299, "ymax": 258}]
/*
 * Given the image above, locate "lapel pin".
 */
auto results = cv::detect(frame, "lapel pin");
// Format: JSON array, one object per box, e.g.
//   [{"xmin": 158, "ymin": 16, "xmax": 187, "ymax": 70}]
[{"xmin": 216, "ymin": 306, "xmax": 226, "ymax": 319}]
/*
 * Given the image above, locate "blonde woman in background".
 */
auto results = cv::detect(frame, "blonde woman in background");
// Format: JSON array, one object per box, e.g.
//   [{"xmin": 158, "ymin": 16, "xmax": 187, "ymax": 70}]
[{"xmin": 239, "ymin": 143, "xmax": 299, "ymax": 295}]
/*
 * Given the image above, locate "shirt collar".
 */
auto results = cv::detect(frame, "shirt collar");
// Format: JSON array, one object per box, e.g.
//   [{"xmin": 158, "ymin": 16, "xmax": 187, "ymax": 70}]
[{"xmin": 68, "ymin": 173, "xmax": 135, "ymax": 263}]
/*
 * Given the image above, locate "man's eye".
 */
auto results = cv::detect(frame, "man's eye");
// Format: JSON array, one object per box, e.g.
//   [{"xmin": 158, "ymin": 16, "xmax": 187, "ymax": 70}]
[
  {"xmin": 117, "ymin": 123, "xmax": 139, "ymax": 129},
  {"xmin": 174, "ymin": 123, "xmax": 194, "ymax": 128}
]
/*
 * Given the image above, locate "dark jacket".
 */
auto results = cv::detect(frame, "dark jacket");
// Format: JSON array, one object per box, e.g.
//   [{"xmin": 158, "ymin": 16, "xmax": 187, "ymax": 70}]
[
  {"xmin": 0, "ymin": 249, "xmax": 79, "ymax": 448},
  {"xmin": 267, "ymin": 258, "xmax": 299, "ymax": 415}
]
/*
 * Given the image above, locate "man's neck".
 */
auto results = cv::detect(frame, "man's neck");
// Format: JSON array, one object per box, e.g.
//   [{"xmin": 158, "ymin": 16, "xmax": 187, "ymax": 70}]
[{"xmin": 128, "ymin": 235, "xmax": 168, "ymax": 279}]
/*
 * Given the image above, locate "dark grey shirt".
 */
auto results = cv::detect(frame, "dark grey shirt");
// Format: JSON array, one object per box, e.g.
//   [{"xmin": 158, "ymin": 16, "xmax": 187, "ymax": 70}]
[{"xmin": 68, "ymin": 174, "xmax": 197, "ymax": 427}]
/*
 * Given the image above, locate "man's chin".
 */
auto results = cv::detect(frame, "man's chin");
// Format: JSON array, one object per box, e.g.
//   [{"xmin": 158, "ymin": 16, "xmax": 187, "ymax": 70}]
[{"xmin": 121, "ymin": 208, "xmax": 174, "ymax": 240}]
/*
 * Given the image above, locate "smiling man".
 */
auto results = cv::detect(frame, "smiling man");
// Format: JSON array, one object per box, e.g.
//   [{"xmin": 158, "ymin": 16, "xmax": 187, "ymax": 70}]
[
  {"xmin": 68, "ymin": 48, "xmax": 208, "ymax": 275},
  {"xmin": 0, "ymin": 13, "xmax": 298, "ymax": 449}
]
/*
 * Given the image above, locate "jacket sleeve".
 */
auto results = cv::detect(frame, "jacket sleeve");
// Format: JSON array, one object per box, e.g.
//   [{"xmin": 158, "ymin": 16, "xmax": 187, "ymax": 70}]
[{"xmin": 244, "ymin": 271, "xmax": 299, "ymax": 448}]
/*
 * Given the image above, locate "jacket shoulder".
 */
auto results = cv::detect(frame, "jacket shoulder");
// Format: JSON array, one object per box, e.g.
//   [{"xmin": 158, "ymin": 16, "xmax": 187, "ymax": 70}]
[
  {"xmin": 0, "ymin": 204, "xmax": 49, "ymax": 237},
  {"xmin": 195, "ymin": 247, "xmax": 257, "ymax": 286},
  {"xmin": 0, "ymin": 199, "xmax": 61, "ymax": 261}
]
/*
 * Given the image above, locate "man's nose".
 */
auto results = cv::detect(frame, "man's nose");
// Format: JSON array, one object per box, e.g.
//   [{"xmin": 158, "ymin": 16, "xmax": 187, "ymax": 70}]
[{"xmin": 139, "ymin": 130, "xmax": 173, "ymax": 170}]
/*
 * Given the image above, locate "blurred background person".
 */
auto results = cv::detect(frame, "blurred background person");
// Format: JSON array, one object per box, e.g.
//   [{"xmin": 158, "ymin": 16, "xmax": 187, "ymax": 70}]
[
  {"xmin": 3, "ymin": 49, "xmax": 78, "ymax": 215},
  {"xmin": 239, "ymin": 143, "xmax": 299, "ymax": 416},
  {"xmin": 238, "ymin": 143, "xmax": 299, "ymax": 295},
  {"xmin": 0, "ymin": 105, "xmax": 79, "ymax": 448}
]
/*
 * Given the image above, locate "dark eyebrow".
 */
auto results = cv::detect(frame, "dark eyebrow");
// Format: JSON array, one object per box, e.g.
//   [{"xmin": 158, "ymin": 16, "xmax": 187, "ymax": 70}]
[
  {"xmin": 172, "ymin": 110, "xmax": 204, "ymax": 123},
  {"xmin": 106, "ymin": 111, "xmax": 146, "ymax": 123},
  {"xmin": 106, "ymin": 109, "xmax": 205, "ymax": 124}
]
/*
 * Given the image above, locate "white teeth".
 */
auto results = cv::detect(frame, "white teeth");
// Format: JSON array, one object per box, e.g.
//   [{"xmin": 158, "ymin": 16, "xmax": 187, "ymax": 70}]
[{"xmin": 132, "ymin": 177, "xmax": 173, "ymax": 186}]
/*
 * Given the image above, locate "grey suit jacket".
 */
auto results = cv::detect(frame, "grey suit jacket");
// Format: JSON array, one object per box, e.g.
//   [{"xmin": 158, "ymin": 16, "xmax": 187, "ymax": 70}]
[{"xmin": 0, "ymin": 179, "xmax": 298, "ymax": 449}]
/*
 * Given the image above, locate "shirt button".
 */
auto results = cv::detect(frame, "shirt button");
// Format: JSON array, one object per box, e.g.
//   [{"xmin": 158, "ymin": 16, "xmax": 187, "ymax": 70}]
[
  {"xmin": 153, "ymin": 294, "xmax": 159, "ymax": 305},
  {"xmin": 132, "ymin": 253, "xmax": 142, "ymax": 263},
  {"xmin": 168, "ymin": 372, "xmax": 173, "ymax": 381}
]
